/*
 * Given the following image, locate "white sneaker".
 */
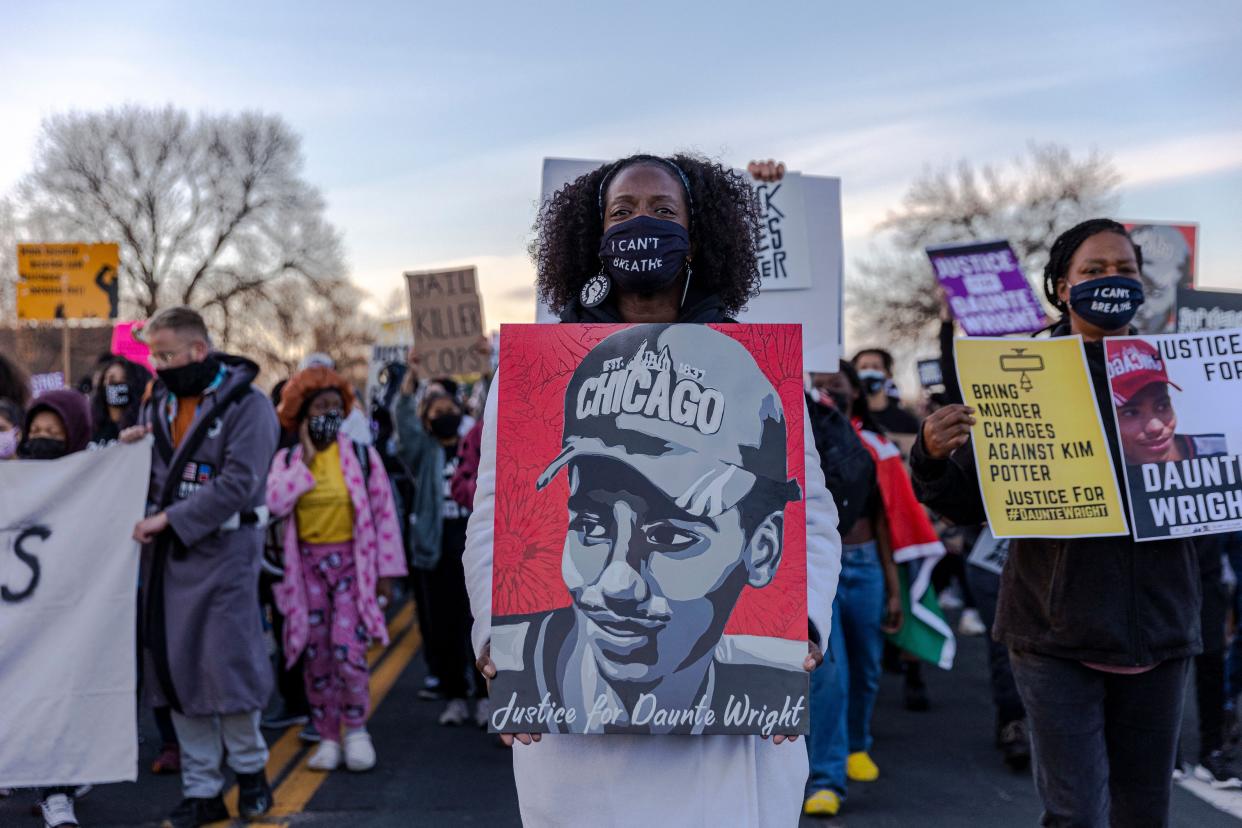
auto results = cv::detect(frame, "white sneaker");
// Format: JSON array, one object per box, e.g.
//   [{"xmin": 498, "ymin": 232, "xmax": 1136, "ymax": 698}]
[
  {"xmin": 41, "ymin": 793, "xmax": 78, "ymax": 828},
  {"xmin": 475, "ymin": 698, "xmax": 492, "ymax": 730},
  {"xmin": 344, "ymin": 729, "xmax": 377, "ymax": 772},
  {"xmin": 957, "ymin": 608, "xmax": 987, "ymax": 637},
  {"xmin": 439, "ymin": 698, "xmax": 469, "ymax": 726},
  {"xmin": 307, "ymin": 739, "xmax": 342, "ymax": 771},
  {"xmin": 938, "ymin": 587, "xmax": 964, "ymax": 610}
]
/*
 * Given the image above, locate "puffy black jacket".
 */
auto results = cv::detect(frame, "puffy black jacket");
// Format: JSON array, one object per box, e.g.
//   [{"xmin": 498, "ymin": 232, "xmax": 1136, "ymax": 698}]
[{"xmin": 910, "ymin": 327, "xmax": 1201, "ymax": 667}]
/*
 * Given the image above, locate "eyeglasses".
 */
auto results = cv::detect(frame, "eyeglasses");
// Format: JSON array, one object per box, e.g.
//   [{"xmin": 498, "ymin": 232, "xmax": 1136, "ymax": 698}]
[{"xmin": 150, "ymin": 346, "xmax": 193, "ymax": 368}]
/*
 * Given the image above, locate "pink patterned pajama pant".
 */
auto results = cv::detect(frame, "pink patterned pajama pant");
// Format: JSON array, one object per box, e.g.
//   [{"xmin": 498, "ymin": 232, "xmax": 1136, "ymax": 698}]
[{"xmin": 301, "ymin": 540, "xmax": 371, "ymax": 743}]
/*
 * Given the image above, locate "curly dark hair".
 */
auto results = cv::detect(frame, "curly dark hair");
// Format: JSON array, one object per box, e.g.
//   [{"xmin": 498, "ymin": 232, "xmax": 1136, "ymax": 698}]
[
  {"xmin": 1042, "ymin": 218, "xmax": 1143, "ymax": 313},
  {"xmin": 532, "ymin": 153, "xmax": 763, "ymax": 317}
]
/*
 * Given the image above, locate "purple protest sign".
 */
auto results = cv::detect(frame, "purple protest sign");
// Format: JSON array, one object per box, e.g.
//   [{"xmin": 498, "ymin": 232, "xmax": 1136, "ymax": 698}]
[{"xmin": 927, "ymin": 240, "xmax": 1046, "ymax": 336}]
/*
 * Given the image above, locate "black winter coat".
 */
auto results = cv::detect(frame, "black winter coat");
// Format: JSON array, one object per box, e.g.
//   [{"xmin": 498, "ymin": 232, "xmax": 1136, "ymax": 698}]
[{"xmin": 910, "ymin": 326, "xmax": 1201, "ymax": 666}]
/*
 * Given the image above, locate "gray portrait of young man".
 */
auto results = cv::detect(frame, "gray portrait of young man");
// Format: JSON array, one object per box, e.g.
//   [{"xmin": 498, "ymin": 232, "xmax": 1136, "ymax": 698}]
[{"xmin": 489, "ymin": 325, "xmax": 809, "ymax": 735}]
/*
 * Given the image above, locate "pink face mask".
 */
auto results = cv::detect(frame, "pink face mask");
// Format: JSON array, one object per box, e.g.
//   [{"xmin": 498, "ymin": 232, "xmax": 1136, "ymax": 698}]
[{"xmin": 0, "ymin": 428, "xmax": 17, "ymax": 460}]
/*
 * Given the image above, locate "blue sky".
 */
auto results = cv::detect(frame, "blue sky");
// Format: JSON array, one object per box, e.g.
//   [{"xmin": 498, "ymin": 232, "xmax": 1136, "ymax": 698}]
[{"xmin": 3, "ymin": 0, "xmax": 1239, "ymax": 327}]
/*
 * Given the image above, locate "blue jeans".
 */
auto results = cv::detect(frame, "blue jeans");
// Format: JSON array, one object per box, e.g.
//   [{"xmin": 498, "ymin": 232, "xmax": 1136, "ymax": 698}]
[{"xmin": 807, "ymin": 541, "xmax": 886, "ymax": 797}]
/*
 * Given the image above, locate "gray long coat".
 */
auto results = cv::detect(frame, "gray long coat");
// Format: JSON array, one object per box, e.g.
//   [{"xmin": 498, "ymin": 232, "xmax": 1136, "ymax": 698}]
[{"xmin": 140, "ymin": 354, "xmax": 278, "ymax": 716}]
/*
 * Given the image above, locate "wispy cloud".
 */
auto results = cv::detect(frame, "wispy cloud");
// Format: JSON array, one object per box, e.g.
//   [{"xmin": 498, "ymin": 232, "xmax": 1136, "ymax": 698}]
[{"xmin": 1115, "ymin": 131, "xmax": 1242, "ymax": 188}]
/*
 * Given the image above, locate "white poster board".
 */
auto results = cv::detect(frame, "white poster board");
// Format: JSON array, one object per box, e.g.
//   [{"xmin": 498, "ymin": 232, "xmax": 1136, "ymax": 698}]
[
  {"xmin": 0, "ymin": 441, "xmax": 150, "ymax": 787},
  {"xmin": 538, "ymin": 158, "xmax": 843, "ymax": 371}
]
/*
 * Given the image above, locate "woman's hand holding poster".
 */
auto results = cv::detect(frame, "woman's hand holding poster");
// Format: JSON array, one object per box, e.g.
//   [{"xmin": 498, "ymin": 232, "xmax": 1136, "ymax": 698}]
[
  {"xmin": 954, "ymin": 337, "xmax": 1129, "ymax": 539},
  {"xmin": 1104, "ymin": 330, "xmax": 1242, "ymax": 541}
]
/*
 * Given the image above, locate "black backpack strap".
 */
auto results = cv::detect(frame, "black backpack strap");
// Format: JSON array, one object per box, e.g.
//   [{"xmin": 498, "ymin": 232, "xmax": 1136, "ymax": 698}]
[{"xmin": 352, "ymin": 440, "xmax": 371, "ymax": 483}]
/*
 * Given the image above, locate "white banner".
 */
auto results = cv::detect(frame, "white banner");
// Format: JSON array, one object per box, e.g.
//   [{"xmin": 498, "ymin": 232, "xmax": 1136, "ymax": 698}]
[
  {"xmin": 538, "ymin": 158, "xmax": 843, "ymax": 372},
  {"xmin": 0, "ymin": 440, "xmax": 150, "ymax": 787}
]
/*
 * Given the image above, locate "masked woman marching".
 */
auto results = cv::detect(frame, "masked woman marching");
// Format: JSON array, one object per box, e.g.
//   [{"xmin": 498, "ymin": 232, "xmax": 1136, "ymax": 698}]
[
  {"xmin": 462, "ymin": 155, "xmax": 842, "ymax": 827},
  {"xmin": 266, "ymin": 366, "xmax": 408, "ymax": 772},
  {"xmin": 911, "ymin": 219, "xmax": 1199, "ymax": 828}
]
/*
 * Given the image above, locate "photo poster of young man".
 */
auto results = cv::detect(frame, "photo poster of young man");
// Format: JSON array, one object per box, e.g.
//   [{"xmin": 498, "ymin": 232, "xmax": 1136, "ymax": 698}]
[
  {"xmin": 488, "ymin": 322, "xmax": 810, "ymax": 736},
  {"xmin": 1104, "ymin": 329, "xmax": 1242, "ymax": 541}
]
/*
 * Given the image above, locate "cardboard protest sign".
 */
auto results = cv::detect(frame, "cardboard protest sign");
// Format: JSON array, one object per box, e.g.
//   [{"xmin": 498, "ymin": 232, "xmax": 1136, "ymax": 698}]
[
  {"xmin": 917, "ymin": 358, "xmax": 944, "ymax": 389},
  {"xmin": 1104, "ymin": 331, "xmax": 1242, "ymax": 541},
  {"xmin": 110, "ymin": 320, "xmax": 150, "ymax": 368},
  {"xmin": 30, "ymin": 372, "xmax": 65, "ymax": 397},
  {"xmin": 404, "ymin": 266, "xmax": 486, "ymax": 376},
  {"xmin": 965, "ymin": 525, "xmax": 1010, "ymax": 576},
  {"xmin": 538, "ymin": 158, "xmax": 843, "ymax": 371},
  {"xmin": 1121, "ymin": 221, "xmax": 1198, "ymax": 335},
  {"xmin": 955, "ymin": 337, "xmax": 1129, "ymax": 538},
  {"xmin": 753, "ymin": 172, "xmax": 812, "ymax": 290},
  {"xmin": 0, "ymin": 441, "xmax": 150, "ymax": 787},
  {"xmin": 1177, "ymin": 287, "xmax": 1242, "ymax": 333},
  {"xmin": 490, "ymin": 322, "xmax": 808, "ymax": 735},
  {"xmin": 927, "ymin": 240, "xmax": 1045, "ymax": 336},
  {"xmin": 17, "ymin": 243, "xmax": 120, "ymax": 321},
  {"xmin": 366, "ymin": 317, "xmax": 413, "ymax": 407}
]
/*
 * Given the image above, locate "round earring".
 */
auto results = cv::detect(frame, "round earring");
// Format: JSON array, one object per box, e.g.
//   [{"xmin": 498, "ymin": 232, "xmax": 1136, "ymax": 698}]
[{"xmin": 580, "ymin": 269, "xmax": 611, "ymax": 308}]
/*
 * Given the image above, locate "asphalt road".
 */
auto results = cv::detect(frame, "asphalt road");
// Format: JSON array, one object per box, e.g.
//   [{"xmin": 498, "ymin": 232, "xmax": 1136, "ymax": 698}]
[{"xmin": 4, "ymin": 603, "xmax": 1238, "ymax": 827}]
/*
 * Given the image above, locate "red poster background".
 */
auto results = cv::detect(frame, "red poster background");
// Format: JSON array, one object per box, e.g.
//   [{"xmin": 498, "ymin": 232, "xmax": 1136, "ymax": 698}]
[
  {"xmin": 1122, "ymin": 221, "xmax": 1198, "ymax": 285},
  {"xmin": 493, "ymin": 323, "xmax": 807, "ymax": 642}
]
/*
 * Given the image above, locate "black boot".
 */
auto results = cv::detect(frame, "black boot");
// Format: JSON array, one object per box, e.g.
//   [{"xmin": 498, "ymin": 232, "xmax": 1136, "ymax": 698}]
[
  {"xmin": 903, "ymin": 661, "xmax": 929, "ymax": 711},
  {"xmin": 236, "ymin": 770, "xmax": 273, "ymax": 818},
  {"xmin": 999, "ymin": 719, "xmax": 1031, "ymax": 771},
  {"xmin": 161, "ymin": 795, "xmax": 229, "ymax": 828}
]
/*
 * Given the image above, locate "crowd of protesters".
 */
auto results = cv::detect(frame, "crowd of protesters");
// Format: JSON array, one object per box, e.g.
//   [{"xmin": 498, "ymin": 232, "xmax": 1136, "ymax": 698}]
[{"xmin": 1, "ymin": 156, "xmax": 1239, "ymax": 828}]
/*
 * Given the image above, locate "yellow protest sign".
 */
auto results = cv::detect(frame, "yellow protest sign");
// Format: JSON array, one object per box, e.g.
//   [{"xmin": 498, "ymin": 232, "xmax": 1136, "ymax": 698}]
[
  {"xmin": 955, "ymin": 336, "xmax": 1129, "ymax": 538},
  {"xmin": 17, "ymin": 243, "xmax": 120, "ymax": 321}
]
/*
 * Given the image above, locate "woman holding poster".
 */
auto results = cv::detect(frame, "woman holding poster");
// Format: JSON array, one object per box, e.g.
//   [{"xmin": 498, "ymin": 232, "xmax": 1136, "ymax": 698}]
[
  {"xmin": 912, "ymin": 219, "xmax": 1200, "ymax": 827},
  {"xmin": 462, "ymin": 155, "xmax": 842, "ymax": 827}
]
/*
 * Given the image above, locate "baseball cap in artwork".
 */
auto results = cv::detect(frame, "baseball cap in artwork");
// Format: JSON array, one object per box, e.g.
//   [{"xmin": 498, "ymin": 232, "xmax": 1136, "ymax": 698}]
[
  {"xmin": 536, "ymin": 324, "xmax": 801, "ymax": 518},
  {"xmin": 1106, "ymin": 339, "xmax": 1181, "ymax": 406}
]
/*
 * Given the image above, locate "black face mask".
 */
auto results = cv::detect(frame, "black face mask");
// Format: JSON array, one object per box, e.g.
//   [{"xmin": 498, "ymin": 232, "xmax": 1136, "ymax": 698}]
[
  {"xmin": 597, "ymin": 216, "xmax": 690, "ymax": 296},
  {"xmin": 429, "ymin": 413, "xmax": 462, "ymax": 440},
  {"xmin": 307, "ymin": 411, "xmax": 343, "ymax": 448},
  {"xmin": 105, "ymin": 383, "xmax": 130, "ymax": 407},
  {"xmin": 857, "ymin": 369, "xmax": 887, "ymax": 396},
  {"xmin": 158, "ymin": 355, "xmax": 220, "ymax": 398},
  {"xmin": 20, "ymin": 437, "xmax": 68, "ymax": 460}
]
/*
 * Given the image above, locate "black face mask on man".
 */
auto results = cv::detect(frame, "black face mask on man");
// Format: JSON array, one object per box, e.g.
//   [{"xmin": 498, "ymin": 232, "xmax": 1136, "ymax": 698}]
[
  {"xmin": 307, "ymin": 411, "xmax": 343, "ymax": 448},
  {"xmin": 158, "ymin": 355, "xmax": 221, "ymax": 398},
  {"xmin": 580, "ymin": 216, "xmax": 691, "ymax": 307},
  {"xmin": 429, "ymin": 413, "xmax": 463, "ymax": 440},
  {"xmin": 20, "ymin": 437, "xmax": 68, "ymax": 460}
]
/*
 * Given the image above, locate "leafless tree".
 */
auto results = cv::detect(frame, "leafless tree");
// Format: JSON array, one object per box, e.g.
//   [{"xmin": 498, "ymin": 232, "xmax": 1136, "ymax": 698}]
[
  {"xmin": 8, "ymin": 105, "xmax": 370, "ymax": 371},
  {"xmin": 0, "ymin": 198, "xmax": 16, "ymax": 318},
  {"xmin": 850, "ymin": 143, "xmax": 1120, "ymax": 346}
]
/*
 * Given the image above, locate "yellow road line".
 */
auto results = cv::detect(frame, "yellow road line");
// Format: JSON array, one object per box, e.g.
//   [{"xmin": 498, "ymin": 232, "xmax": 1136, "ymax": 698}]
[
  {"xmin": 209, "ymin": 599, "xmax": 417, "ymax": 825},
  {"xmin": 268, "ymin": 618, "xmax": 422, "ymax": 817}
]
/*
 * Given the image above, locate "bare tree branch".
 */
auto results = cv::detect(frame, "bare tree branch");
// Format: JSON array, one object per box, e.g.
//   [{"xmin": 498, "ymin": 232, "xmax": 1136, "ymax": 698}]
[
  {"xmin": 6, "ymin": 105, "xmax": 372, "ymax": 378},
  {"xmin": 851, "ymin": 142, "xmax": 1120, "ymax": 348}
]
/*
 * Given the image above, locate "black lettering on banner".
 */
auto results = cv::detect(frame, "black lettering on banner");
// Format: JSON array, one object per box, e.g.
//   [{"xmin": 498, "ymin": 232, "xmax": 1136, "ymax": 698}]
[{"xmin": 2, "ymin": 525, "xmax": 49, "ymax": 603}]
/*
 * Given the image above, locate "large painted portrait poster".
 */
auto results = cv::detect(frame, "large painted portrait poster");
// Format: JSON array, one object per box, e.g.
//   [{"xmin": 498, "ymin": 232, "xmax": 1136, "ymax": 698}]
[{"xmin": 489, "ymin": 323, "xmax": 809, "ymax": 735}]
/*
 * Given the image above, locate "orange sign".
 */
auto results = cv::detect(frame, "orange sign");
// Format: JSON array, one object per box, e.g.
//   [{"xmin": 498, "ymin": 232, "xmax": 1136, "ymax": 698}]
[{"xmin": 16, "ymin": 243, "xmax": 120, "ymax": 321}]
